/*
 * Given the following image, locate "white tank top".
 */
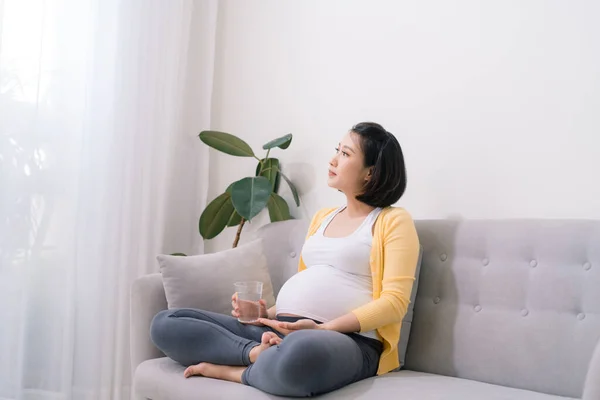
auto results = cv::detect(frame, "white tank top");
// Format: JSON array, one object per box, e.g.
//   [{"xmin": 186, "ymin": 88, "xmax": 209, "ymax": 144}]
[{"xmin": 276, "ymin": 206, "xmax": 383, "ymax": 340}]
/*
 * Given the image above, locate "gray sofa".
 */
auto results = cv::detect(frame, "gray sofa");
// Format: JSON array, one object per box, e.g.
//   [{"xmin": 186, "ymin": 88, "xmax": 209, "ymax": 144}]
[{"xmin": 131, "ymin": 219, "xmax": 600, "ymax": 399}]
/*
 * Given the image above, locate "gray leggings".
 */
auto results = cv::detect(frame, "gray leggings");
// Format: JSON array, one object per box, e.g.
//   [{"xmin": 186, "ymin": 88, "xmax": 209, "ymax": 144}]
[{"xmin": 150, "ymin": 308, "xmax": 382, "ymax": 397}]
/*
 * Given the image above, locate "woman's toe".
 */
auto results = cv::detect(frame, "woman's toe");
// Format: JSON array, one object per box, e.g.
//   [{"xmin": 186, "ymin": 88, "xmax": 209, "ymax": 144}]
[
  {"xmin": 262, "ymin": 331, "xmax": 279, "ymax": 345},
  {"xmin": 183, "ymin": 363, "xmax": 206, "ymax": 378}
]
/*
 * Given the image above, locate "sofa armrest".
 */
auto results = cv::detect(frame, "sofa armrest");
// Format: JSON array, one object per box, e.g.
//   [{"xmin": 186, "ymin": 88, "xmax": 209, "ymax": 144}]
[
  {"xmin": 130, "ymin": 273, "xmax": 168, "ymax": 375},
  {"xmin": 583, "ymin": 339, "xmax": 600, "ymax": 400}
]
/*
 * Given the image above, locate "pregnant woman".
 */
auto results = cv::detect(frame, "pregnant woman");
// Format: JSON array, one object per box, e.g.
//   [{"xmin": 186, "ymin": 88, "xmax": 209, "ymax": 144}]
[{"xmin": 150, "ymin": 122, "xmax": 420, "ymax": 397}]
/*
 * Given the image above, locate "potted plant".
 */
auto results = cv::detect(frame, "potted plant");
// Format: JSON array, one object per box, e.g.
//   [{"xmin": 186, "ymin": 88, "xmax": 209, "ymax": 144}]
[{"xmin": 197, "ymin": 131, "xmax": 300, "ymax": 248}]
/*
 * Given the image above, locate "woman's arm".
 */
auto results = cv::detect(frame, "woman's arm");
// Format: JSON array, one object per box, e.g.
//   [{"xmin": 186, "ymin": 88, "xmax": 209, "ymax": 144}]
[
  {"xmin": 260, "ymin": 312, "xmax": 361, "ymax": 335},
  {"xmin": 266, "ymin": 305, "xmax": 276, "ymax": 320},
  {"xmin": 286, "ymin": 210, "xmax": 419, "ymax": 334},
  {"xmin": 350, "ymin": 210, "xmax": 420, "ymax": 332},
  {"xmin": 316, "ymin": 215, "xmax": 419, "ymax": 334},
  {"xmin": 274, "ymin": 211, "xmax": 419, "ymax": 335},
  {"xmin": 319, "ymin": 312, "xmax": 361, "ymax": 333}
]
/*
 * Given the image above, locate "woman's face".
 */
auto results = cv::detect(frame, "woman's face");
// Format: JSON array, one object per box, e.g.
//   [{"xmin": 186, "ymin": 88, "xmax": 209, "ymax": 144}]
[{"xmin": 327, "ymin": 131, "xmax": 372, "ymax": 195}]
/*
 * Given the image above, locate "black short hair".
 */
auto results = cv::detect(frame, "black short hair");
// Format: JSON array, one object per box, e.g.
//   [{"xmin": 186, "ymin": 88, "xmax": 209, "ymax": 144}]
[{"xmin": 351, "ymin": 122, "xmax": 407, "ymax": 208}]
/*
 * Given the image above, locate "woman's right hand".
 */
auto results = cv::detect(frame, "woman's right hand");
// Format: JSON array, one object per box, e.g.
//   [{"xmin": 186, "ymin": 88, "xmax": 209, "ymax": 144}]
[{"xmin": 231, "ymin": 293, "xmax": 269, "ymax": 325}]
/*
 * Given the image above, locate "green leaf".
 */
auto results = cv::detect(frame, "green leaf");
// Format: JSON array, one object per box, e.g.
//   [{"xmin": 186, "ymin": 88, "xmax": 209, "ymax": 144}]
[
  {"xmin": 227, "ymin": 210, "xmax": 243, "ymax": 227},
  {"xmin": 230, "ymin": 176, "xmax": 272, "ymax": 220},
  {"xmin": 199, "ymin": 193, "xmax": 239, "ymax": 239},
  {"xmin": 170, "ymin": 253, "xmax": 187, "ymax": 257},
  {"xmin": 225, "ymin": 183, "xmax": 242, "ymax": 226},
  {"xmin": 255, "ymin": 158, "xmax": 281, "ymax": 193},
  {"xmin": 267, "ymin": 193, "xmax": 291, "ymax": 222},
  {"xmin": 279, "ymin": 171, "xmax": 300, "ymax": 206},
  {"xmin": 199, "ymin": 131, "xmax": 255, "ymax": 157},
  {"xmin": 262, "ymin": 133, "xmax": 293, "ymax": 150}
]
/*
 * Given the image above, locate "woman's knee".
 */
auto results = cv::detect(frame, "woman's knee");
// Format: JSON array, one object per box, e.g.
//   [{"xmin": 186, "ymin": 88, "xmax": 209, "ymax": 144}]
[
  {"xmin": 277, "ymin": 331, "xmax": 333, "ymax": 375},
  {"xmin": 248, "ymin": 331, "xmax": 357, "ymax": 397},
  {"xmin": 149, "ymin": 309, "xmax": 174, "ymax": 350},
  {"xmin": 262, "ymin": 350, "xmax": 332, "ymax": 398}
]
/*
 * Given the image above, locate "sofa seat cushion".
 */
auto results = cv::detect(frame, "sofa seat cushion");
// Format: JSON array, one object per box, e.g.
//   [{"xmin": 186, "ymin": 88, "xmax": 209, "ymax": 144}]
[
  {"xmin": 134, "ymin": 358, "xmax": 576, "ymax": 400},
  {"xmin": 323, "ymin": 370, "xmax": 577, "ymax": 400},
  {"xmin": 134, "ymin": 357, "xmax": 281, "ymax": 400}
]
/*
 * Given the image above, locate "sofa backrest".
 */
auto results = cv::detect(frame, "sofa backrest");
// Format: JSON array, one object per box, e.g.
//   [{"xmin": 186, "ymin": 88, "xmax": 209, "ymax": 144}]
[
  {"xmin": 407, "ymin": 219, "xmax": 600, "ymax": 398},
  {"xmin": 255, "ymin": 219, "xmax": 309, "ymax": 298}
]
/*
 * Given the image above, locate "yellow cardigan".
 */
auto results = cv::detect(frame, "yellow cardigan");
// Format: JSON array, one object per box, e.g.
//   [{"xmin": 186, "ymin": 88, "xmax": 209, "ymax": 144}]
[{"xmin": 298, "ymin": 206, "xmax": 420, "ymax": 375}]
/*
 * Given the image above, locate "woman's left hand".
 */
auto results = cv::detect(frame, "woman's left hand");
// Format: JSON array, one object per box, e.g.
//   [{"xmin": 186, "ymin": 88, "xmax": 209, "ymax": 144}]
[{"xmin": 257, "ymin": 318, "xmax": 321, "ymax": 336}]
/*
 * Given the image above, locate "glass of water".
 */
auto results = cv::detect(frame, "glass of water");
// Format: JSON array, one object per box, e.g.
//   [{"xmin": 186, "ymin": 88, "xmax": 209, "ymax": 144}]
[{"xmin": 234, "ymin": 281, "xmax": 263, "ymax": 323}]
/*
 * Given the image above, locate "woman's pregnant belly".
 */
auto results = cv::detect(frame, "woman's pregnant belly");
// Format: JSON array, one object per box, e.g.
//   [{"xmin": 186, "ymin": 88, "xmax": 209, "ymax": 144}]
[{"xmin": 275, "ymin": 265, "xmax": 374, "ymax": 323}]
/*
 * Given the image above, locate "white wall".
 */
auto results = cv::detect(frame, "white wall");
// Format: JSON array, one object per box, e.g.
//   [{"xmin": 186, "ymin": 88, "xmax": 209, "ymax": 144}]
[{"xmin": 205, "ymin": 0, "xmax": 600, "ymax": 252}]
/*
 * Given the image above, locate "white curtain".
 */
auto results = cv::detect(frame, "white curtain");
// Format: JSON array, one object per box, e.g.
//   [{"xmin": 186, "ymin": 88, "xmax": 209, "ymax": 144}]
[{"xmin": 0, "ymin": 0, "xmax": 216, "ymax": 398}]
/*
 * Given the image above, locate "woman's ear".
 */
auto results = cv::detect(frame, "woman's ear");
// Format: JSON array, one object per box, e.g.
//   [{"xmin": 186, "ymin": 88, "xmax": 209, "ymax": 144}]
[{"xmin": 365, "ymin": 167, "xmax": 373, "ymax": 181}]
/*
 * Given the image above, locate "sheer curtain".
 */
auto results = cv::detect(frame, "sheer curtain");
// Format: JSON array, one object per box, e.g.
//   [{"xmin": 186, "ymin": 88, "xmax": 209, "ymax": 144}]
[{"xmin": 0, "ymin": 0, "xmax": 217, "ymax": 398}]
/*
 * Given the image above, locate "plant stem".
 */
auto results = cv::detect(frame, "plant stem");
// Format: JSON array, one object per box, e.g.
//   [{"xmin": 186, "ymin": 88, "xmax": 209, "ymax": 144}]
[
  {"xmin": 254, "ymin": 155, "xmax": 265, "ymax": 172},
  {"xmin": 232, "ymin": 218, "xmax": 246, "ymax": 248},
  {"xmin": 232, "ymin": 150, "xmax": 268, "ymax": 248}
]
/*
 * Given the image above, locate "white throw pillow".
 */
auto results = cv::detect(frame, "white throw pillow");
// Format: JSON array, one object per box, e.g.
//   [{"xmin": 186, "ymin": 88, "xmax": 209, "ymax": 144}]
[{"xmin": 157, "ymin": 239, "xmax": 276, "ymax": 315}]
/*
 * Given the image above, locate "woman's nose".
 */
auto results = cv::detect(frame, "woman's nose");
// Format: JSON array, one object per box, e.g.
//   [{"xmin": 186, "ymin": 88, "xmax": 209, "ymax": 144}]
[{"xmin": 329, "ymin": 154, "xmax": 338, "ymax": 166}]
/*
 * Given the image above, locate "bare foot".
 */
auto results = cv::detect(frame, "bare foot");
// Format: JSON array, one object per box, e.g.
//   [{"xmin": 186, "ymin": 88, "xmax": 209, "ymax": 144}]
[
  {"xmin": 183, "ymin": 362, "xmax": 246, "ymax": 383},
  {"xmin": 183, "ymin": 363, "xmax": 208, "ymax": 378},
  {"xmin": 249, "ymin": 332, "xmax": 281, "ymax": 363},
  {"xmin": 182, "ymin": 332, "xmax": 282, "ymax": 380}
]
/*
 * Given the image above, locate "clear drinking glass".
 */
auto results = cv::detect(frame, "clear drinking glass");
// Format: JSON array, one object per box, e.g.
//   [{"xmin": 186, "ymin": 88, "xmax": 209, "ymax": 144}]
[{"xmin": 234, "ymin": 281, "xmax": 263, "ymax": 323}]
